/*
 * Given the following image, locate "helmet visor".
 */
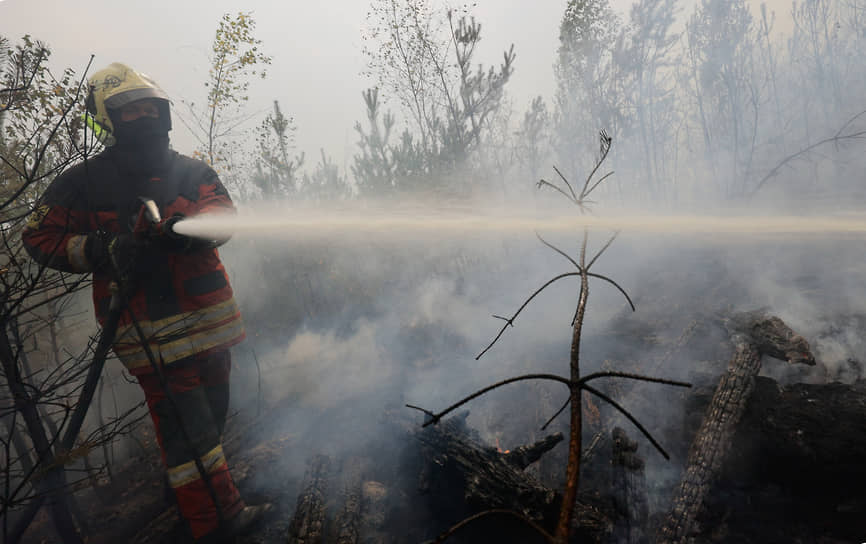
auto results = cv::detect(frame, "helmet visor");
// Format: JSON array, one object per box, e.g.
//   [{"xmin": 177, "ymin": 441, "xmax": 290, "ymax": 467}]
[{"xmin": 104, "ymin": 86, "xmax": 169, "ymax": 110}]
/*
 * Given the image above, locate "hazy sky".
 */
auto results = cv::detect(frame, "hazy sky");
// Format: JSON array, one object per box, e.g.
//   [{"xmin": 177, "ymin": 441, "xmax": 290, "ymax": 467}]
[{"xmin": 1, "ymin": 0, "xmax": 792, "ymax": 169}]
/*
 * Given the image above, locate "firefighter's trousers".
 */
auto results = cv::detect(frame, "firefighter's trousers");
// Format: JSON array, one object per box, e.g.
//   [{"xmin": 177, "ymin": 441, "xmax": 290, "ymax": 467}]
[{"xmin": 137, "ymin": 350, "xmax": 244, "ymax": 539}]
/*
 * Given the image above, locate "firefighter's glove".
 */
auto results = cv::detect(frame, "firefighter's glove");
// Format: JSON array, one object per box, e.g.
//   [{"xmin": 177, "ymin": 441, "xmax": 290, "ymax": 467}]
[
  {"xmin": 85, "ymin": 231, "xmax": 141, "ymax": 280},
  {"xmin": 151, "ymin": 214, "xmax": 194, "ymax": 252},
  {"xmin": 153, "ymin": 214, "xmax": 184, "ymax": 240},
  {"xmin": 153, "ymin": 214, "xmax": 221, "ymax": 253}
]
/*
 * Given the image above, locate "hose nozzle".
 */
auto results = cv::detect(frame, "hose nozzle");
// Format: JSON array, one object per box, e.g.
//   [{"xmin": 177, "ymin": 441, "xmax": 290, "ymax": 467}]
[
  {"xmin": 138, "ymin": 197, "xmax": 162, "ymax": 224},
  {"xmin": 135, "ymin": 198, "xmax": 184, "ymax": 239}
]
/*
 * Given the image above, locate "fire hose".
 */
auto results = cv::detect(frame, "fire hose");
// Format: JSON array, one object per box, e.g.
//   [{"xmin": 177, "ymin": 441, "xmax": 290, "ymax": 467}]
[{"xmin": 109, "ymin": 198, "xmax": 229, "ymax": 523}]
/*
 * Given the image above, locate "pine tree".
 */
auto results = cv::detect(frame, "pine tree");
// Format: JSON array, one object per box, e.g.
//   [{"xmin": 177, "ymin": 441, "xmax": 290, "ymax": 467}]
[
  {"xmin": 252, "ymin": 100, "xmax": 304, "ymax": 198},
  {"xmin": 356, "ymin": 1, "xmax": 514, "ymax": 196}
]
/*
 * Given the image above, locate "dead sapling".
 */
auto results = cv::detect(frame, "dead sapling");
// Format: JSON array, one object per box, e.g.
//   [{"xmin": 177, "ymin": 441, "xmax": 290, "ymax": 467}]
[{"xmin": 407, "ymin": 131, "xmax": 692, "ymax": 543}]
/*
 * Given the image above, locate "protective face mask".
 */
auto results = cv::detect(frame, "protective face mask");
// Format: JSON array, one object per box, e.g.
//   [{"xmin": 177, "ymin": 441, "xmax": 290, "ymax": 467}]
[
  {"xmin": 110, "ymin": 116, "xmax": 172, "ymax": 175},
  {"xmin": 113, "ymin": 116, "xmax": 169, "ymax": 150}
]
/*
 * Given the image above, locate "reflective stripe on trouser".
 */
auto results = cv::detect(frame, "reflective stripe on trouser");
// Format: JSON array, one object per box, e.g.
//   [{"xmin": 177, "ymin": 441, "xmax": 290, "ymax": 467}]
[{"xmin": 137, "ymin": 350, "xmax": 244, "ymax": 539}]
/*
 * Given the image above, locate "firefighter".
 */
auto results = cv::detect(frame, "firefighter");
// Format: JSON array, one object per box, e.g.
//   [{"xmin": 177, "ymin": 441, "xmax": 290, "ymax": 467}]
[{"xmin": 22, "ymin": 63, "xmax": 270, "ymax": 543}]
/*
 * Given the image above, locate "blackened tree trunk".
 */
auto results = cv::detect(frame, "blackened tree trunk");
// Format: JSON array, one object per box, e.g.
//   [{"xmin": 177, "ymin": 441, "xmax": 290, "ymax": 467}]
[{"xmin": 0, "ymin": 319, "xmax": 82, "ymax": 544}]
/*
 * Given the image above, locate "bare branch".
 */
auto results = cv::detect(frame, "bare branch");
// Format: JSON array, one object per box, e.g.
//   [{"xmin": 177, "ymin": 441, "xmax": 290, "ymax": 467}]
[
  {"xmin": 535, "ymin": 232, "xmax": 580, "ymax": 270},
  {"xmin": 536, "ymin": 179, "xmax": 576, "ymax": 203},
  {"xmin": 582, "ymin": 384, "xmax": 670, "ymax": 460},
  {"xmin": 751, "ymin": 109, "xmax": 866, "ymax": 196},
  {"xmin": 541, "ymin": 396, "xmax": 570, "ymax": 431},
  {"xmin": 476, "ymin": 272, "xmax": 580, "ymax": 360},
  {"xmin": 579, "ymin": 130, "xmax": 612, "ymax": 200},
  {"xmin": 405, "ymin": 403, "xmax": 436, "ymax": 419},
  {"xmin": 586, "ymin": 231, "xmax": 619, "ymax": 270},
  {"xmin": 833, "ymin": 108, "xmax": 866, "ymax": 139},
  {"xmin": 584, "ymin": 170, "xmax": 614, "ymax": 199},
  {"xmin": 586, "ymin": 272, "xmax": 635, "ymax": 311},
  {"xmin": 552, "ymin": 165, "xmax": 577, "ymax": 201},
  {"xmin": 578, "ymin": 371, "xmax": 692, "ymax": 389},
  {"xmin": 411, "ymin": 373, "xmax": 572, "ymax": 427}
]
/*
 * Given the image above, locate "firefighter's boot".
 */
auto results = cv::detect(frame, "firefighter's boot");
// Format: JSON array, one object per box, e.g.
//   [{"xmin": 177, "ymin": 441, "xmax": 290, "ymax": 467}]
[
  {"xmin": 227, "ymin": 502, "xmax": 273, "ymax": 535},
  {"xmin": 196, "ymin": 502, "xmax": 273, "ymax": 543}
]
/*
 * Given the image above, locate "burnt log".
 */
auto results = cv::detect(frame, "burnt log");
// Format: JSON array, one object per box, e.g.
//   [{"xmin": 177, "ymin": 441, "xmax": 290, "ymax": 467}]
[
  {"xmin": 334, "ymin": 457, "xmax": 363, "ymax": 544},
  {"xmin": 610, "ymin": 427, "xmax": 648, "ymax": 544},
  {"xmin": 692, "ymin": 376, "xmax": 866, "ymax": 542},
  {"xmin": 414, "ymin": 414, "xmax": 562, "ymax": 524},
  {"xmin": 288, "ymin": 454, "xmax": 331, "ymax": 544},
  {"xmin": 657, "ymin": 312, "xmax": 815, "ymax": 543},
  {"xmin": 402, "ymin": 412, "xmax": 615, "ymax": 543},
  {"xmin": 728, "ymin": 378, "xmax": 866, "ymax": 499},
  {"xmin": 358, "ymin": 480, "xmax": 389, "ymax": 544},
  {"xmin": 401, "ymin": 412, "xmax": 567, "ymax": 542},
  {"xmin": 503, "ymin": 432, "xmax": 567, "ymax": 471}
]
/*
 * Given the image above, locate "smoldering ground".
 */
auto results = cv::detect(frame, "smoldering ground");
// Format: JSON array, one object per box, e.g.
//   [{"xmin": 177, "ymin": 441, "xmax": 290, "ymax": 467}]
[
  {"xmin": 209, "ymin": 198, "xmax": 866, "ymax": 529},
  {"xmin": 18, "ymin": 195, "xmax": 865, "ymax": 542}
]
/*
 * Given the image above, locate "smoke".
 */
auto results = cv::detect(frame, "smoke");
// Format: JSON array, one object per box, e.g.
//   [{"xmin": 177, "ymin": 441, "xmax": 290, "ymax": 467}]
[
  {"xmin": 170, "ymin": 0, "xmax": 866, "ymax": 524},
  {"xmin": 258, "ymin": 272, "xmax": 493, "ymax": 413},
  {"xmin": 715, "ymin": 237, "xmax": 866, "ymax": 383},
  {"xmin": 213, "ymin": 192, "xmax": 866, "ymax": 508}
]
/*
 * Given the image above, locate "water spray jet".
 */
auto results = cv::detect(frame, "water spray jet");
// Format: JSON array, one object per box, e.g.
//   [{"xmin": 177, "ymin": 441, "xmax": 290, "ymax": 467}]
[{"xmin": 171, "ymin": 204, "xmax": 866, "ymax": 242}]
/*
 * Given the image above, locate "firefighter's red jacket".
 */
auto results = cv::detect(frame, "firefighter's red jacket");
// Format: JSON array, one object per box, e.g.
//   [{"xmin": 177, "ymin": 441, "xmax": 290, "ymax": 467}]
[{"xmin": 22, "ymin": 150, "xmax": 245, "ymax": 374}]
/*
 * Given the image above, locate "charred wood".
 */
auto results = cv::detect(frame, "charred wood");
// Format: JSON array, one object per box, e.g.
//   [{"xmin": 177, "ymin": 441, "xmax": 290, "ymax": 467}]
[
  {"xmin": 656, "ymin": 343, "xmax": 762, "ymax": 543},
  {"xmin": 728, "ymin": 378, "xmax": 866, "ymax": 496},
  {"xmin": 334, "ymin": 457, "xmax": 362, "ymax": 544},
  {"xmin": 609, "ymin": 427, "xmax": 648, "ymax": 544},
  {"xmin": 503, "ymin": 432, "xmax": 566, "ymax": 471},
  {"xmin": 358, "ymin": 480, "xmax": 389, "ymax": 544},
  {"xmin": 403, "ymin": 412, "xmax": 613, "ymax": 542},
  {"xmin": 288, "ymin": 454, "xmax": 331, "ymax": 544},
  {"xmin": 724, "ymin": 311, "xmax": 815, "ymax": 367},
  {"xmin": 692, "ymin": 377, "xmax": 866, "ymax": 542},
  {"xmin": 657, "ymin": 313, "xmax": 815, "ymax": 543},
  {"xmin": 413, "ymin": 413, "xmax": 562, "ymax": 527}
]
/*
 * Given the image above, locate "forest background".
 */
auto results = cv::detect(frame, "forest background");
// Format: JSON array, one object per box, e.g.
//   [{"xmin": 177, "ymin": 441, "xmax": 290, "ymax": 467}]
[{"xmin": 2, "ymin": 0, "xmax": 866, "ymax": 542}]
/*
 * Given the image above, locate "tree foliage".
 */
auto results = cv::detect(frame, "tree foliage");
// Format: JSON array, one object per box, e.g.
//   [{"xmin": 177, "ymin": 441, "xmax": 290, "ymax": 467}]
[
  {"xmin": 252, "ymin": 100, "xmax": 304, "ymax": 198},
  {"xmin": 1, "ymin": 36, "xmax": 88, "ymax": 216},
  {"xmin": 0, "ymin": 36, "xmax": 148, "ymax": 544},
  {"xmin": 356, "ymin": 1, "xmax": 515, "ymax": 196},
  {"xmin": 551, "ymin": 0, "xmax": 866, "ymax": 202},
  {"xmin": 682, "ymin": 0, "xmax": 757, "ymax": 196},
  {"xmin": 302, "ymin": 149, "xmax": 352, "ymax": 201},
  {"xmin": 554, "ymin": 0, "xmax": 624, "ymax": 176},
  {"xmin": 183, "ymin": 12, "xmax": 271, "ymax": 169},
  {"xmin": 619, "ymin": 0, "xmax": 679, "ymax": 199},
  {"xmin": 514, "ymin": 96, "xmax": 551, "ymax": 184}
]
